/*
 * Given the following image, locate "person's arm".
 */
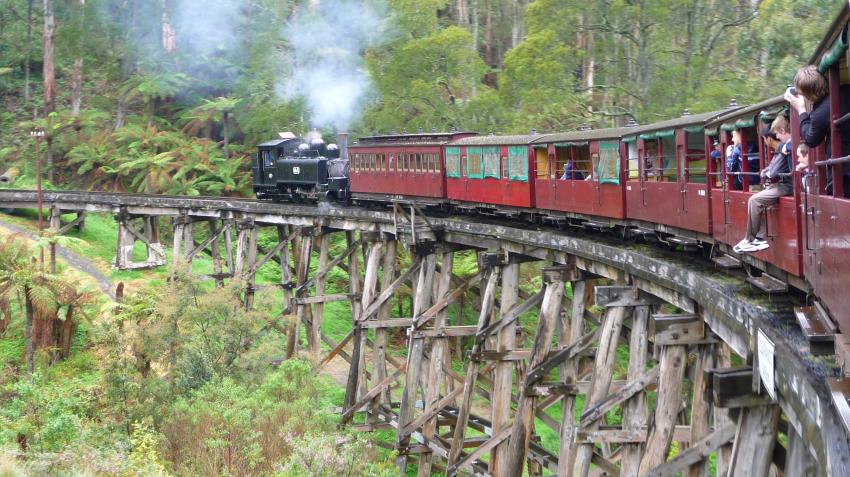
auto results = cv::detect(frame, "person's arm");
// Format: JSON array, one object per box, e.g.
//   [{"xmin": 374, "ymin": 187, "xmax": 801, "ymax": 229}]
[{"xmin": 800, "ymin": 101, "xmax": 829, "ymax": 148}]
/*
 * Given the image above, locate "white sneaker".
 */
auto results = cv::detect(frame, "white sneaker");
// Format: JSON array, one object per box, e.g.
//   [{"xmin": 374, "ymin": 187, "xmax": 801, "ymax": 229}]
[
  {"xmin": 750, "ymin": 240, "xmax": 769, "ymax": 251},
  {"xmin": 751, "ymin": 237, "xmax": 768, "ymax": 246},
  {"xmin": 733, "ymin": 239, "xmax": 752, "ymax": 253}
]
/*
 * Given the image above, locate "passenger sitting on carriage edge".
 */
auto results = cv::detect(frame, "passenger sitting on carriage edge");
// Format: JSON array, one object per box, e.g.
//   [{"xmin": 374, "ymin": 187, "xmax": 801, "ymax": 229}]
[
  {"xmin": 733, "ymin": 116, "xmax": 793, "ymax": 253},
  {"xmin": 560, "ymin": 161, "xmax": 584, "ymax": 180}
]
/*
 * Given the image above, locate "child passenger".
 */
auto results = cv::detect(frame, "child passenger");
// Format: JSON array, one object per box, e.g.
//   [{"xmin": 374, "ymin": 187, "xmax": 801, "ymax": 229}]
[{"xmin": 733, "ymin": 116, "xmax": 794, "ymax": 253}]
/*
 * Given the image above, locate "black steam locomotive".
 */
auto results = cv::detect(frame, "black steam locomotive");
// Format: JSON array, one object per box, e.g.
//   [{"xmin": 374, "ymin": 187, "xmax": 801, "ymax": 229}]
[{"xmin": 252, "ymin": 132, "xmax": 349, "ymax": 202}]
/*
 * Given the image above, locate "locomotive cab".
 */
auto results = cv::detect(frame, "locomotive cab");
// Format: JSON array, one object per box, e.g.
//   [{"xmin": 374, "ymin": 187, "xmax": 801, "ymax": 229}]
[{"xmin": 253, "ymin": 133, "xmax": 349, "ymax": 202}]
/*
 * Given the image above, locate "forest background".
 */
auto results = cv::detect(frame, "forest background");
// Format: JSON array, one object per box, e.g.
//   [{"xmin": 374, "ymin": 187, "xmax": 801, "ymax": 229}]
[
  {"xmin": 0, "ymin": 0, "xmax": 843, "ymax": 476},
  {"xmin": 0, "ymin": 0, "xmax": 840, "ymax": 196}
]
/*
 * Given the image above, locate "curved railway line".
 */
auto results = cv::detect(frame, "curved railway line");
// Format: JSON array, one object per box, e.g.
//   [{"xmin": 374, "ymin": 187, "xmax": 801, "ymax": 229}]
[{"xmin": 1, "ymin": 188, "xmax": 848, "ymax": 476}]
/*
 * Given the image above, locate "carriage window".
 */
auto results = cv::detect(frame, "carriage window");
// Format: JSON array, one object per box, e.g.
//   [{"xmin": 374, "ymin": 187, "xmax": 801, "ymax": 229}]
[
  {"xmin": 467, "ymin": 147, "xmax": 484, "ymax": 179},
  {"xmin": 483, "ymin": 147, "xmax": 501, "ymax": 179},
  {"xmin": 390, "ymin": 153, "xmax": 396, "ymax": 171},
  {"xmin": 574, "ymin": 145, "xmax": 591, "ymax": 179},
  {"xmin": 625, "ymin": 139, "xmax": 639, "ymax": 179},
  {"xmin": 446, "ymin": 148, "xmax": 461, "ymax": 178},
  {"xmin": 595, "ymin": 142, "xmax": 621, "ymax": 184},
  {"xmin": 555, "ymin": 146, "xmax": 570, "ymax": 180},
  {"xmin": 435, "ymin": 154, "xmax": 441, "ymax": 173},
  {"xmin": 660, "ymin": 135, "xmax": 677, "ymax": 181},
  {"xmin": 535, "ymin": 147, "xmax": 549, "ymax": 179},
  {"xmin": 508, "ymin": 147, "xmax": 528, "ymax": 181},
  {"xmin": 501, "ymin": 156, "xmax": 508, "ymax": 179},
  {"xmin": 685, "ymin": 132, "xmax": 707, "ymax": 184}
]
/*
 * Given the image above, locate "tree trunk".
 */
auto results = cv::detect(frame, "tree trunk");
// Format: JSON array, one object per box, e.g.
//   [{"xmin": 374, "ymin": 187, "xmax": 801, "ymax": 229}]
[
  {"xmin": 24, "ymin": 287, "xmax": 34, "ymax": 375},
  {"xmin": 223, "ymin": 111, "xmax": 230, "ymax": 159},
  {"xmin": 59, "ymin": 305, "xmax": 75, "ymax": 359},
  {"xmin": 71, "ymin": 59, "xmax": 83, "ymax": 116},
  {"xmin": 43, "ymin": 0, "xmax": 56, "ymax": 183},
  {"xmin": 25, "ymin": 0, "xmax": 33, "ymax": 102},
  {"xmin": 457, "ymin": 0, "xmax": 467, "ymax": 26}
]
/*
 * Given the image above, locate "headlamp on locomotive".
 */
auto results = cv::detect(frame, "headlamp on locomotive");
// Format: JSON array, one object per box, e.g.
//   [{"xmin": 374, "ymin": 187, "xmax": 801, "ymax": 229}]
[{"xmin": 253, "ymin": 131, "xmax": 349, "ymax": 202}]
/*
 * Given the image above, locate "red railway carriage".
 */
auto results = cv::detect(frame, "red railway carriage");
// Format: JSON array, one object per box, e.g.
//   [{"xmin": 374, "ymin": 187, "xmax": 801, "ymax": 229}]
[
  {"xmin": 799, "ymin": 12, "xmax": 850, "ymax": 325},
  {"xmin": 531, "ymin": 127, "xmax": 634, "ymax": 221},
  {"xmin": 445, "ymin": 135, "xmax": 538, "ymax": 209},
  {"xmin": 704, "ymin": 97, "xmax": 805, "ymax": 279},
  {"xmin": 349, "ymin": 131, "xmax": 475, "ymax": 203},
  {"xmin": 626, "ymin": 110, "xmax": 726, "ymax": 237}
]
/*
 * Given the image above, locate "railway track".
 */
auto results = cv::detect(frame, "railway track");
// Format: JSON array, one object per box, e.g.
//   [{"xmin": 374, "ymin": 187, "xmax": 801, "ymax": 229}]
[{"xmin": 1, "ymin": 188, "xmax": 848, "ymax": 475}]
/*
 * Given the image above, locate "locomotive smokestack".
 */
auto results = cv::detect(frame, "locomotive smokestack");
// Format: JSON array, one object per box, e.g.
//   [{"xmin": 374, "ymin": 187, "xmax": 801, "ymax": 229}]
[{"xmin": 337, "ymin": 132, "xmax": 350, "ymax": 161}]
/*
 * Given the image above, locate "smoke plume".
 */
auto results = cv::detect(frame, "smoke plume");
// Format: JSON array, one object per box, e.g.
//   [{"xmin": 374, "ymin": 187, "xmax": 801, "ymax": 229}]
[{"xmin": 281, "ymin": 0, "xmax": 388, "ymax": 131}]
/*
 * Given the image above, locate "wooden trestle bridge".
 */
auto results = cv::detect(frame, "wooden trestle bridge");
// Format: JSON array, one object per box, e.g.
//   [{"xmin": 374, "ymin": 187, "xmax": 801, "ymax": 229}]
[{"xmin": 1, "ymin": 189, "xmax": 848, "ymax": 477}]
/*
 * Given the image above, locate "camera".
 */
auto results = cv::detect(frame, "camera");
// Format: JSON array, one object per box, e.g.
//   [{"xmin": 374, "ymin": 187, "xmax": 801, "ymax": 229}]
[{"xmin": 787, "ymin": 86, "xmax": 798, "ymax": 97}]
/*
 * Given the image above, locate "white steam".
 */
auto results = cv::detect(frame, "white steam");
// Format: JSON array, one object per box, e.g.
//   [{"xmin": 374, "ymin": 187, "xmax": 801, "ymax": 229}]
[
  {"xmin": 171, "ymin": 0, "xmax": 246, "ymax": 58},
  {"xmin": 281, "ymin": 0, "xmax": 388, "ymax": 131}
]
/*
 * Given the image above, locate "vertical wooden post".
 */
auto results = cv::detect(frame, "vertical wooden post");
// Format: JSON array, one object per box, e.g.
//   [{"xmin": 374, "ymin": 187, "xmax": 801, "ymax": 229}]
[
  {"xmin": 357, "ymin": 238, "xmax": 383, "ymax": 407},
  {"xmin": 418, "ymin": 251, "xmax": 454, "ymax": 476},
  {"xmin": 311, "ymin": 232, "xmax": 332, "ymax": 357},
  {"xmin": 727, "ymin": 405, "xmax": 780, "ymax": 477},
  {"xmin": 558, "ymin": 279, "xmax": 589, "ymax": 476},
  {"xmin": 243, "ymin": 225, "xmax": 258, "ymax": 309},
  {"xmin": 491, "ymin": 261, "xmax": 519, "ymax": 475},
  {"xmin": 343, "ymin": 231, "xmax": 363, "ymax": 412},
  {"xmin": 715, "ymin": 343, "xmax": 734, "ymax": 476},
  {"xmin": 620, "ymin": 305, "xmax": 651, "ymax": 476},
  {"xmin": 373, "ymin": 239, "xmax": 397, "ymax": 410},
  {"xmin": 638, "ymin": 344, "xmax": 688, "ymax": 474},
  {"xmin": 171, "ymin": 215, "xmax": 186, "ymax": 275},
  {"xmin": 115, "ymin": 213, "xmax": 135, "ymax": 270},
  {"xmin": 209, "ymin": 220, "xmax": 223, "ymax": 287},
  {"xmin": 49, "ymin": 205, "xmax": 60, "ymax": 230},
  {"xmin": 687, "ymin": 342, "xmax": 714, "ymax": 477},
  {"xmin": 146, "ymin": 216, "xmax": 164, "ymax": 264},
  {"xmin": 785, "ymin": 426, "xmax": 816, "ymax": 476},
  {"xmin": 223, "ymin": 220, "xmax": 234, "ymax": 279},
  {"xmin": 75, "ymin": 211, "xmax": 86, "ymax": 232},
  {"xmin": 183, "ymin": 217, "xmax": 194, "ymax": 266},
  {"xmin": 572, "ymin": 304, "xmax": 627, "ymax": 477},
  {"xmin": 278, "ymin": 225, "xmax": 293, "ymax": 310},
  {"xmin": 447, "ymin": 267, "xmax": 500, "ymax": 471},
  {"xmin": 289, "ymin": 229, "xmax": 313, "ymax": 358},
  {"xmin": 396, "ymin": 251, "xmax": 437, "ymax": 474},
  {"xmin": 504, "ymin": 267, "xmax": 568, "ymax": 477}
]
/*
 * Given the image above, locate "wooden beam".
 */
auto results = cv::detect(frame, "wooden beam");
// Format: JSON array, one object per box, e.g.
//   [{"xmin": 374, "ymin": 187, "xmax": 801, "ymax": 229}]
[
  {"xmin": 294, "ymin": 294, "xmax": 356, "ymax": 305},
  {"xmin": 524, "ymin": 329, "xmax": 599, "ymax": 386},
  {"xmin": 595, "ymin": 286, "xmax": 663, "ymax": 307},
  {"xmin": 653, "ymin": 314, "xmax": 705, "ymax": 346},
  {"xmin": 447, "ymin": 427, "xmax": 512, "ymax": 476},
  {"xmin": 575, "ymin": 429, "xmax": 648, "ymax": 444},
  {"xmin": 727, "ymin": 405, "xmax": 780, "ymax": 477},
  {"xmin": 621, "ymin": 305, "xmax": 651, "ymax": 475},
  {"xmin": 413, "ymin": 326, "xmax": 478, "ymax": 338},
  {"xmin": 340, "ymin": 365, "xmax": 406, "ymax": 424},
  {"xmin": 360, "ymin": 318, "xmax": 414, "ymax": 329},
  {"xmin": 579, "ymin": 366, "xmax": 660, "ymax": 427},
  {"xmin": 505, "ymin": 276, "xmax": 566, "ymax": 477},
  {"xmin": 643, "ymin": 424, "xmax": 736, "ymax": 477},
  {"xmin": 638, "ymin": 344, "xmax": 688, "ymax": 475},
  {"xmin": 475, "ymin": 288, "xmax": 545, "ymax": 343},
  {"xmin": 359, "ymin": 259, "xmax": 422, "ymax": 322}
]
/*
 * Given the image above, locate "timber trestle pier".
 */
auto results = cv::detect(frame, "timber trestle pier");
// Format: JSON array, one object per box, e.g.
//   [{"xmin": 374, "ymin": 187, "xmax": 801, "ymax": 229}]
[{"xmin": 1, "ymin": 189, "xmax": 849, "ymax": 476}]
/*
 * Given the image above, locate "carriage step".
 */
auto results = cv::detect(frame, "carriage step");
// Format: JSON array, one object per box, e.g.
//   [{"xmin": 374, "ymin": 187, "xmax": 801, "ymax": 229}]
[
  {"xmin": 713, "ymin": 254, "xmax": 742, "ymax": 269},
  {"xmin": 746, "ymin": 273, "xmax": 788, "ymax": 294},
  {"xmin": 794, "ymin": 305, "xmax": 836, "ymax": 356},
  {"xmin": 829, "ymin": 378, "xmax": 850, "ymax": 437}
]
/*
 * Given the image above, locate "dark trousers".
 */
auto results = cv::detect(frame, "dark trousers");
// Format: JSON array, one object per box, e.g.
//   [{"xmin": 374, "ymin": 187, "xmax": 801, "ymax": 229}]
[{"xmin": 746, "ymin": 183, "xmax": 793, "ymax": 241}]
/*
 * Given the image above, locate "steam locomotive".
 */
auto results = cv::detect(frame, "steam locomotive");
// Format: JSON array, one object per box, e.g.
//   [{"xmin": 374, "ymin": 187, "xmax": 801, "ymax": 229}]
[{"xmin": 252, "ymin": 131, "xmax": 349, "ymax": 202}]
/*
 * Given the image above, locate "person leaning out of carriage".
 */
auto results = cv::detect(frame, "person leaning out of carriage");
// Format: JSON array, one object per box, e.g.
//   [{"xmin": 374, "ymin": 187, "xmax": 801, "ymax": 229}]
[
  {"xmin": 733, "ymin": 115, "xmax": 793, "ymax": 253},
  {"xmin": 785, "ymin": 65, "xmax": 850, "ymax": 197}
]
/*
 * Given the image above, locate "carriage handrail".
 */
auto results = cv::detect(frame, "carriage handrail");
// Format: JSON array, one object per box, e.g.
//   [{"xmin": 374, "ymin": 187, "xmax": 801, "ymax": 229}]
[{"xmin": 814, "ymin": 155, "xmax": 850, "ymax": 167}]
